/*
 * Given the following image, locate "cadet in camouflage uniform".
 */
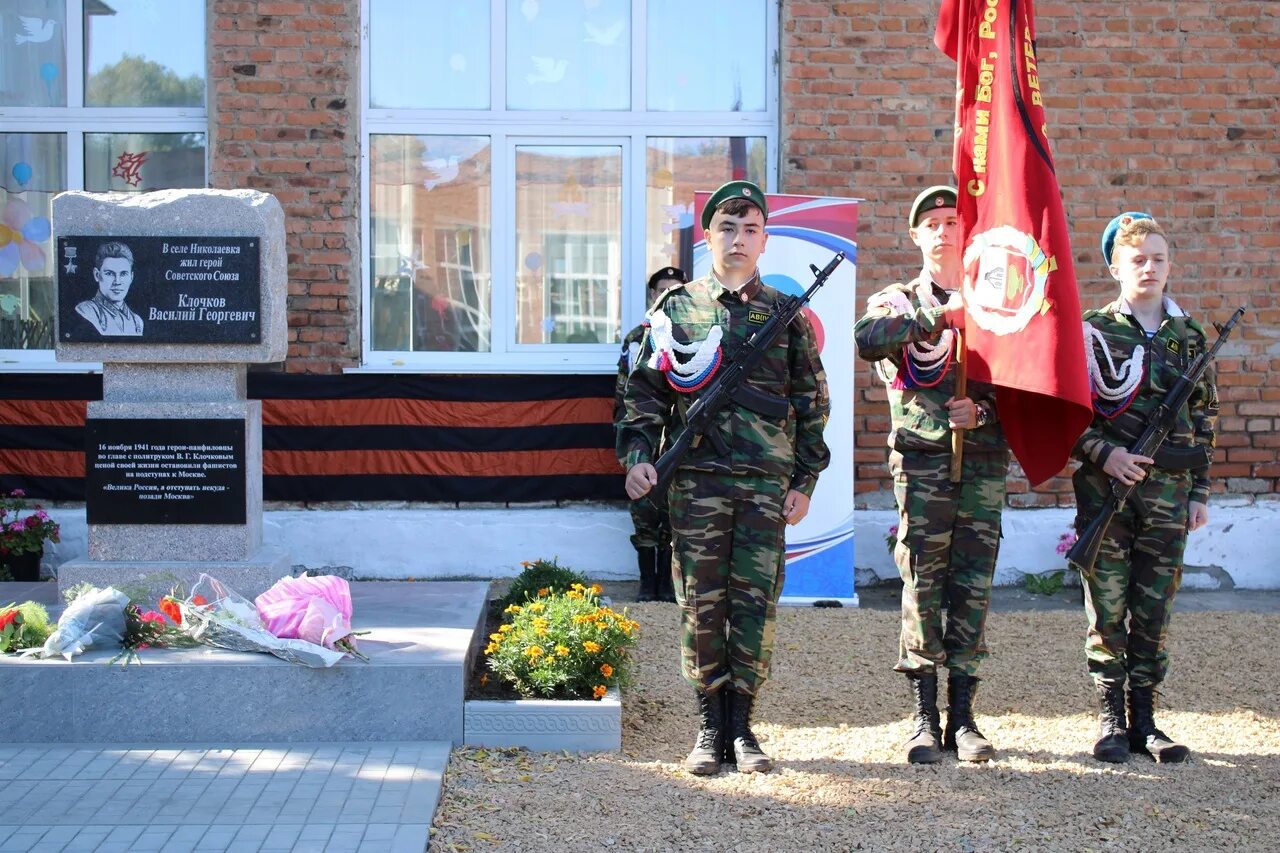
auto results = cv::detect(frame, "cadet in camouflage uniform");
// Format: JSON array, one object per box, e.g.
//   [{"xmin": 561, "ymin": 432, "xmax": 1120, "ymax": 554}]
[
  {"xmin": 1074, "ymin": 212, "xmax": 1218, "ymax": 764},
  {"xmin": 614, "ymin": 266, "xmax": 689, "ymax": 602},
  {"xmin": 853, "ymin": 186, "xmax": 1010, "ymax": 764},
  {"xmin": 618, "ymin": 181, "xmax": 830, "ymax": 776}
]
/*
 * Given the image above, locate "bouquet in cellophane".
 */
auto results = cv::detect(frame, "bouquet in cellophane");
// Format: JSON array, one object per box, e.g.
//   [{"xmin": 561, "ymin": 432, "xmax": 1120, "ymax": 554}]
[
  {"xmin": 255, "ymin": 573, "xmax": 367, "ymax": 661},
  {"xmin": 177, "ymin": 574, "xmax": 345, "ymax": 668}
]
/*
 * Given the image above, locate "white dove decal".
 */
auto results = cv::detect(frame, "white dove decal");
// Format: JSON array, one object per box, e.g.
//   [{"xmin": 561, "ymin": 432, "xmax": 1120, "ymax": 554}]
[
  {"xmin": 583, "ymin": 20, "xmax": 624, "ymax": 47},
  {"xmin": 421, "ymin": 155, "xmax": 460, "ymax": 191},
  {"xmin": 526, "ymin": 56, "xmax": 568, "ymax": 85},
  {"xmin": 15, "ymin": 16, "xmax": 56, "ymax": 45}
]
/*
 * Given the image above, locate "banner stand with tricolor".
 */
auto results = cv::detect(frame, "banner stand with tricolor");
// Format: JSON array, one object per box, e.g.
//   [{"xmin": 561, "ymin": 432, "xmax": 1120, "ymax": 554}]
[
  {"xmin": 935, "ymin": 0, "xmax": 1092, "ymax": 485},
  {"xmin": 692, "ymin": 193, "xmax": 859, "ymax": 607}
]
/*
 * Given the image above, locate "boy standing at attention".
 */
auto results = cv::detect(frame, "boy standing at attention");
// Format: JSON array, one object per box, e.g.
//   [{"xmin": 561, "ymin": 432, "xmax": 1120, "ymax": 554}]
[{"xmin": 618, "ymin": 180, "xmax": 830, "ymax": 775}]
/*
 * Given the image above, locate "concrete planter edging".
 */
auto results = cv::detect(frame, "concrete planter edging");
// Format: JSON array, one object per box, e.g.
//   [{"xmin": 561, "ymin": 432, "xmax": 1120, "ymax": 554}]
[{"xmin": 463, "ymin": 688, "xmax": 622, "ymax": 752}]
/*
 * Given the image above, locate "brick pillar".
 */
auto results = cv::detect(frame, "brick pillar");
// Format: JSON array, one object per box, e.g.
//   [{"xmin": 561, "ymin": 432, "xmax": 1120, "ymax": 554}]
[{"xmin": 209, "ymin": 0, "xmax": 359, "ymax": 373}]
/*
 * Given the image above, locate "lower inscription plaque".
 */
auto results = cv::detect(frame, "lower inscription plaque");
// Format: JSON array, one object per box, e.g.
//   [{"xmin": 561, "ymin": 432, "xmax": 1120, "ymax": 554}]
[{"xmin": 86, "ymin": 419, "xmax": 247, "ymax": 525}]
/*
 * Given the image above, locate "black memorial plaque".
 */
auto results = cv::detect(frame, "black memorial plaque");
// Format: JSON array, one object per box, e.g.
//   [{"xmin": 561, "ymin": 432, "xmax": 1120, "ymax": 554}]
[
  {"xmin": 85, "ymin": 419, "xmax": 247, "ymax": 525},
  {"xmin": 57, "ymin": 236, "xmax": 261, "ymax": 343}
]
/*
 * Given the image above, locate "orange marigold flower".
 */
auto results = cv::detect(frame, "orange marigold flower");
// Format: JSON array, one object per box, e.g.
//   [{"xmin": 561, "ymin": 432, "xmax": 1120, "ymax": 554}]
[
  {"xmin": 590, "ymin": 584, "xmax": 603, "ymax": 595},
  {"xmin": 526, "ymin": 645, "xmax": 544, "ymax": 660},
  {"xmin": 582, "ymin": 641, "xmax": 601, "ymax": 654},
  {"xmin": 600, "ymin": 663, "xmax": 613, "ymax": 677},
  {"xmin": 593, "ymin": 685, "xmax": 608, "ymax": 699}
]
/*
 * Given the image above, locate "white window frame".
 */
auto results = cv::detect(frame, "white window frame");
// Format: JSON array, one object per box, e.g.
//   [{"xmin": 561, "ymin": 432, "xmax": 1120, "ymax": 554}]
[
  {"xmin": 358, "ymin": 0, "xmax": 780, "ymax": 374},
  {"xmin": 0, "ymin": 0, "xmax": 208, "ymax": 369}
]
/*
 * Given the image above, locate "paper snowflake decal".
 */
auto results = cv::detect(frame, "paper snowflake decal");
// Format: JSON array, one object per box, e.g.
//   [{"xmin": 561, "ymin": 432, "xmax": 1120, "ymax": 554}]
[{"xmin": 111, "ymin": 151, "xmax": 149, "ymax": 187}]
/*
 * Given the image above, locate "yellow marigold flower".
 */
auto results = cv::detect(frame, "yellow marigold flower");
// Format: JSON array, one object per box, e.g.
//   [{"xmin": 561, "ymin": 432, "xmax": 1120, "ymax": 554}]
[
  {"xmin": 600, "ymin": 663, "xmax": 613, "ymax": 677},
  {"xmin": 582, "ymin": 641, "xmax": 601, "ymax": 654},
  {"xmin": 537, "ymin": 587, "xmax": 550, "ymax": 597},
  {"xmin": 528, "ymin": 602, "xmax": 545, "ymax": 613},
  {"xmin": 571, "ymin": 583, "xmax": 586, "ymax": 591},
  {"xmin": 498, "ymin": 624, "xmax": 513, "ymax": 633},
  {"xmin": 567, "ymin": 590, "xmax": 583, "ymax": 600},
  {"xmin": 483, "ymin": 642, "xmax": 499, "ymax": 655},
  {"xmin": 489, "ymin": 633, "xmax": 503, "ymax": 642},
  {"xmin": 555, "ymin": 645, "xmax": 570, "ymax": 657},
  {"xmin": 526, "ymin": 645, "xmax": 544, "ymax": 660},
  {"xmin": 593, "ymin": 685, "xmax": 607, "ymax": 699},
  {"xmin": 504, "ymin": 604, "xmax": 522, "ymax": 614},
  {"xmin": 590, "ymin": 584, "xmax": 603, "ymax": 595},
  {"xmin": 536, "ymin": 627, "xmax": 548, "ymax": 637}
]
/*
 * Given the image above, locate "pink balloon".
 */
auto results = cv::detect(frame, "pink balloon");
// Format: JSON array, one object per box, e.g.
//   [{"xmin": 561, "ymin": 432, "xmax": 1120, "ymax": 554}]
[
  {"xmin": 1, "ymin": 199, "xmax": 31, "ymax": 230},
  {"xmin": 19, "ymin": 240, "xmax": 46, "ymax": 273}
]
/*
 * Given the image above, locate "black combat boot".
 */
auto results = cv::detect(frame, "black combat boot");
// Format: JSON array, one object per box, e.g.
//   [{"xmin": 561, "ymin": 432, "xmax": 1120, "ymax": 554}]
[
  {"xmin": 655, "ymin": 547, "xmax": 676, "ymax": 603},
  {"xmin": 1128, "ymin": 684, "xmax": 1189, "ymax": 763},
  {"xmin": 683, "ymin": 690, "xmax": 725, "ymax": 775},
  {"xmin": 635, "ymin": 546, "xmax": 658, "ymax": 602},
  {"xmin": 904, "ymin": 673, "xmax": 943, "ymax": 764},
  {"xmin": 725, "ymin": 690, "xmax": 773, "ymax": 773},
  {"xmin": 944, "ymin": 670, "xmax": 995, "ymax": 762},
  {"xmin": 1092, "ymin": 682, "xmax": 1130, "ymax": 763}
]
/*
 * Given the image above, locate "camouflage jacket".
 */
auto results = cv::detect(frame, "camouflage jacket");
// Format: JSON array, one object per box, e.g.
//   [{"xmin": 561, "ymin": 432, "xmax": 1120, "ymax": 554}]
[
  {"xmin": 615, "ymin": 273, "xmax": 831, "ymax": 496},
  {"xmin": 1074, "ymin": 297, "xmax": 1218, "ymax": 504},
  {"xmin": 853, "ymin": 277, "xmax": 1008, "ymax": 453},
  {"xmin": 613, "ymin": 323, "xmax": 647, "ymax": 425}
]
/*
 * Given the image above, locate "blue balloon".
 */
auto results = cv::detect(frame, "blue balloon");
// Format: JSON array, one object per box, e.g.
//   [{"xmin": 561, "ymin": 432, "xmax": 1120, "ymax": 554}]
[
  {"xmin": 0, "ymin": 243, "xmax": 19, "ymax": 277},
  {"xmin": 524, "ymin": 252, "xmax": 542, "ymax": 271},
  {"xmin": 22, "ymin": 217, "xmax": 51, "ymax": 244},
  {"xmin": 11, "ymin": 162, "xmax": 33, "ymax": 186},
  {"xmin": 39, "ymin": 63, "xmax": 58, "ymax": 83}
]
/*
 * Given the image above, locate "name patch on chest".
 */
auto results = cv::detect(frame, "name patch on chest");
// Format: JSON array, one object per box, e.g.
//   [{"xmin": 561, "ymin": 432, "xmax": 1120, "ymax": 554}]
[{"xmin": 747, "ymin": 310, "xmax": 770, "ymax": 325}]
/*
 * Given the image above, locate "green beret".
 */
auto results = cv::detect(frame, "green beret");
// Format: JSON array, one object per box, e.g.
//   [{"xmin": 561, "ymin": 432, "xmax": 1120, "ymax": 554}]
[
  {"xmin": 909, "ymin": 185, "xmax": 958, "ymax": 227},
  {"xmin": 647, "ymin": 266, "xmax": 688, "ymax": 290},
  {"xmin": 1101, "ymin": 211, "xmax": 1154, "ymax": 266},
  {"xmin": 701, "ymin": 180, "xmax": 768, "ymax": 230}
]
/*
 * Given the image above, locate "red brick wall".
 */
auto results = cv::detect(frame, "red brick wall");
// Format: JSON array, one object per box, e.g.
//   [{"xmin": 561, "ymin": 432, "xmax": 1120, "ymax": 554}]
[
  {"xmin": 208, "ymin": 0, "xmax": 360, "ymax": 373},
  {"xmin": 781, "ymin": 1, "xmax": 1280, "ymax": 504}
]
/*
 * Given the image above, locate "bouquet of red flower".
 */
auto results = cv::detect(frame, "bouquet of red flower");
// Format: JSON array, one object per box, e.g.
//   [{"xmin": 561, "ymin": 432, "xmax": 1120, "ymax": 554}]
[{"xmin": 110, "ymin": 598, "xmax": 198, "ymax": 665}]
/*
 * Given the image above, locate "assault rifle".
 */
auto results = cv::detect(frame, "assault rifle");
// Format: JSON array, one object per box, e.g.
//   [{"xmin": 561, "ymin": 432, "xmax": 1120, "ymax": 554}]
[
  {"xmin": 1068, "ymin": 306, "xmax": 1245, "ymax": 573},
  {"xmin": 635, "ymin": 252, "xmax": 845, "ymax": 503}
]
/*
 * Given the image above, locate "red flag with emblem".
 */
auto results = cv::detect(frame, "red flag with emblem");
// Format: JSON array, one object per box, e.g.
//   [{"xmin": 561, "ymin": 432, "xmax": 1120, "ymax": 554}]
[{"xmin": 935, "ymin": 0, "xmax": 1093, "ymax": 486}]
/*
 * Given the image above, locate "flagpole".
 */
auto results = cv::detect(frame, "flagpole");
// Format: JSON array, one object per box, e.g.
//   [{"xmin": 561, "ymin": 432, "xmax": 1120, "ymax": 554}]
[{"xmin": 950, "ymin": 329, "xmax": 966, "ymax": 483}]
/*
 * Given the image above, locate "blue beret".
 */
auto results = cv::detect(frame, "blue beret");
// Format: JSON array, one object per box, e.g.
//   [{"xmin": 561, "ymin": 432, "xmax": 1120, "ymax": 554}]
[
  {"xmin": 1101, "ymin": 211, "xmax": 1154, "ymax": 265},
  {"xmin": 701, "ymin": 180, "xmax": 768, "ymax": 230}
]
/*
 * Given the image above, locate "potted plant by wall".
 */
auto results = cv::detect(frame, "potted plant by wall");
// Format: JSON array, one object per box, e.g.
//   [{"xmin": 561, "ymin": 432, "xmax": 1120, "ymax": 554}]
[{"xmin": 0, "ymin": 490, "xmax": 60, "ymax": 582}]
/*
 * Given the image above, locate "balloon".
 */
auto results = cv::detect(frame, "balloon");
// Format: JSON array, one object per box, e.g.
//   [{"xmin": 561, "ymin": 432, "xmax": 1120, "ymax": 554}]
[
  {"xmin": 524, "ymin": 252, "xmax": 542, "ymax": 271},
  {"xmin": 11, "ymin": 162, "xmax": 33, "ymax": 186},
  {"xmin": 39, "ymin": 63, "xmax": 58, "ymax": 83},
  {"xmin": 0, "ymin": 243, "xmax": 19, "ymax": 277},
  {"xmin": 2, "ymin": 198, "xmax": 31, "ymax": 229},
  {"xmin": 18, "ymin": 240, "xmax": 45, "ymax": 274},
  {"xmin": 21, "ymin": 216, "xmax": 51, "ymax": 244}
]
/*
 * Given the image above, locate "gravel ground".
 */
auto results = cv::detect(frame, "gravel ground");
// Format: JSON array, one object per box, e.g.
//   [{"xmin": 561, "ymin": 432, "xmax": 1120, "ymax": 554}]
[{"xmin": 431, "ymin": 605, "xmax": 1280, "ymax": 852}]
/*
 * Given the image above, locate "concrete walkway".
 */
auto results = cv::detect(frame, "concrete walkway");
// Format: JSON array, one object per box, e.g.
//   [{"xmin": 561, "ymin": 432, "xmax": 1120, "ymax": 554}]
[{"xmin": 0, "ymin": 743, "xmax": 446, "ymax": 853}]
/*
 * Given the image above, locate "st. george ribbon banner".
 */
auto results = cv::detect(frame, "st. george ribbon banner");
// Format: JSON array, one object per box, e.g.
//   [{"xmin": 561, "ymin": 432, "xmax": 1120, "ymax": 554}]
[{"xmin": 935, "ymin": 0, "xmax": 1092, "ymax": 486}]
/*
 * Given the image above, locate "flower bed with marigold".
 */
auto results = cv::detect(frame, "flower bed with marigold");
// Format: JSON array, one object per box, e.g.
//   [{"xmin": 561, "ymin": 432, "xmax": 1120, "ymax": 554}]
[{"xmin": 483, "ymin": 582, "xmax": 638, "ymax": 701}]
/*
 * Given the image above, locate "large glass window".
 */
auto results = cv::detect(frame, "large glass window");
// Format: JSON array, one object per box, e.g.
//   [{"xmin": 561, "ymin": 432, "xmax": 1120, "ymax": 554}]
[
  {"xmin": 84, "ymin": 0, "xmax": 206, "ymax": 107},
  {"xmin": 364, "ymin": 1, "xmax": 778, "ymax": 371},
  {"xmin": 515, "ymin": 146, "xmax": 622, "ymax": 345},
  {"xmin": 0, "ymin": 1, "xmax": 207, "ymax": 358},
  {"xmin": 369, "ymin": 135, "xmax": 493, "ymax": 353}
]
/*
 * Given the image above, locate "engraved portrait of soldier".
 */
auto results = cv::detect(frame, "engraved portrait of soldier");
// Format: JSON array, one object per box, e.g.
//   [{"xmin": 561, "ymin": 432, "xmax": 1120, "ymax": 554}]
[{"xmin": 75, "ymin": 240, "xmax": 145, "ymax": 336}]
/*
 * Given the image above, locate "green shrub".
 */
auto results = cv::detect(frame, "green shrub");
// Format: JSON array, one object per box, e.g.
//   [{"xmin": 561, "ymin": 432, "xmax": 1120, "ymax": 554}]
[
  {"xmin": 497, "ymin": 558, "xmax": 589, "ymax": 611},
  {"xmin": 1024, "ymin": 570, "xmax": 1065, "ymax": 596},
  {"xmin": 485, "ymin": 584, "xmax": 638, "ymax": 700}
]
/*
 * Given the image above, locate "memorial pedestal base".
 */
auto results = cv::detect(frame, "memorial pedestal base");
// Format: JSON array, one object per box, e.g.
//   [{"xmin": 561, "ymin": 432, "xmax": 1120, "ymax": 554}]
[{"xmin": 56, "ymin": 545, "xmax": 291, "ymax": 601}]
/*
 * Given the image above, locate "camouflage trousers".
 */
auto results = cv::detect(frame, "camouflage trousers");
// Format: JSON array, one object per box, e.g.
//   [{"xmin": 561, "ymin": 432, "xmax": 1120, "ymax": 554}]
[
  {"xmin": 1073, "ymin": 463, "xmax": 1190, "ymax": 689},
  {"xmin": 890, "ymin": 450, "xmax": 1008, "ymax": 677},
  {"xmin": 629, "ymin": 491, "xmax": 670, "ymax": 550},
  {"xmin": 668, "ymin": 471, "xmax": 788, "ymax": 696}
]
